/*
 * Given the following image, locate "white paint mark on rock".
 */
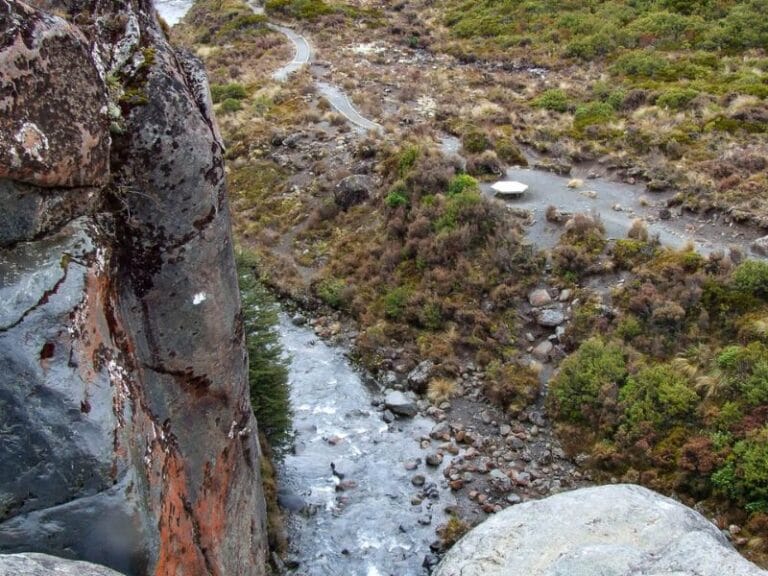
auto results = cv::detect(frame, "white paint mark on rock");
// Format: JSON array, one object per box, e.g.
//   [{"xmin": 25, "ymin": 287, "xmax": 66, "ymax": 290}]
[{"xmin": 192, "ymin": 292, "xmax": 207, "ymax": 305}]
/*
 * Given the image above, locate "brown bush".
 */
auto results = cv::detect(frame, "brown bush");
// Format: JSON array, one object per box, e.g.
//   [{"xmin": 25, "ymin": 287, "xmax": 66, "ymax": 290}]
[{"xmin": 484, "ymin": 362, "xmax": 540, "ymax": 412}]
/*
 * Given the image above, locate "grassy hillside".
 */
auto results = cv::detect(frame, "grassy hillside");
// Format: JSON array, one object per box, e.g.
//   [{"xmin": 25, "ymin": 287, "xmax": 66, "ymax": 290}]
[{"xmin": 443, "ymin": 0, "xmax": 768, "ymax": 60}]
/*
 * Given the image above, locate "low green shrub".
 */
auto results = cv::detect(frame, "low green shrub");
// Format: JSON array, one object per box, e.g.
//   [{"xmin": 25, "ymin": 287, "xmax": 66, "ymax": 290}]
[
  {"xmin": 549, "ymin": 338, "xmax": 628, "ymax": 426},
  {"xmin": 383, "ymin": 286, "xmax": 410, "ymax": 320},
  {"xmin": 534, "ymin": 88, "xmax": 570, "ymax": 112},
  {"xmin": 316, "ymin": 277, "xmax": 347, "ymax": 308},
  {"xmin": 733, "ymin": 260, "xmax": 768, "ymax": 299},
  {"xmin": 657, "ymin": 87, "xmax": 700, "ymax": 110},
  {"xmin": 573, "ymin": 101, "xmax": 615, "ymax": 130},
  {"xmin": 265, "ymin": 0, "xmax": 333, "ymax": 20},
  {"xmin": 219, "ymin": 98, "xmax": 243, "ymax": 113},
  {"xmin": 447, "ymin": 174, "xmax": 479, "ymax": 196},
  {"xmin": 619, "ymin": 364, "xmax": 698, "ymax": 438},
  {"xmin": 211, "ymin": 82, "xmax": 248, "ymax": 103},
  {"xmin": 713, "ymin": 427, "xmax": 768, "ymax": 511},
  {"xmin": 461, "ymin": 128, "xmax": 492, "ymax": 154}
]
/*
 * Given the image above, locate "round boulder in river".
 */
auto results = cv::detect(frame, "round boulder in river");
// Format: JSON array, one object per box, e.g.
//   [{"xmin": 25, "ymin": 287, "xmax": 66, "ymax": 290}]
[{"xmin": 434, "ymin": 484, "xmax": 768, "ymax": 576}]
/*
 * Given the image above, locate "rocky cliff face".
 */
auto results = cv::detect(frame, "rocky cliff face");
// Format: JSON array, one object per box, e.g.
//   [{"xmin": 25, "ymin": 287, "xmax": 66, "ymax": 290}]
[{"xmin": 0, "ymin": 1, "xmax": 267, "ymax": 574}]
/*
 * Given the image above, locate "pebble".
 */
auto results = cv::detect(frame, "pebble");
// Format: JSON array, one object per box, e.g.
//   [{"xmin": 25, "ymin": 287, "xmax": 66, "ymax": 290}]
[
  {"xmin": 528, "ymin": 288, "xmax": 552, "ymax": 307},
  {"xmin": 404, "ymin": 458, "xmax": 420, "ymax": 470},
  {"xmin": 506, "ymin": 493, "xmax": 522, "ymax": 505},
  {"xmin": 430, "ymin": 421, "xmax": 451, "ymax": 440},
  {"xmin": 426, "ymin": 453, "xmax": 444, "ymax": 467},
  {"xmin": 532, "ymin": 339, "xmax": 554, "ymax": 361},
  {"xmin": 412, "ymin": 474, "xmax": 426, "ymax": 487}
]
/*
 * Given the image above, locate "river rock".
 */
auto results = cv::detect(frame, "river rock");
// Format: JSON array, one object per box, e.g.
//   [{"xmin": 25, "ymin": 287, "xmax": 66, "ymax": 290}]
[
  {"xmin": 532, "ymin": 340, "xmax": 554, "ymax": 361},
  {"xmin": 0, "ymin": 553, "xmax": 125, "ymax": 576},
  {"xmin": 430, "ymin": 421, "xmax": 451, "ymax": 440},
  {"xmin": 434, "ymin": 485, "xmax": 768, "ymax": 576},
  {"xmin": 384, "ymin": 390, "xmax": 417, "ymax": 417},
  {"xmin": 334, "ymin": 174, "xmax": 373, "ymax": 210},
  {"xmin": 528, "ymin": 289, "xmax": 552, "ymax": 307},
  {"xmin": 752, "ymin": 235, "xmax": 768, "ymax": 257},
  {"xmin": 407, "ymin": 360, "xmax": 434, "ymax": 392},
  {"xmin": 537, "ymin": 308, "xmax": 565, "ymax": 327},
  {"xmin": 277, "ymin": 491, "xmax": 307, "ymax": 512},
  {"xmin": 426, "ymin": 453, "xmax": 444, "ymax": 467},
  {"xmin": 647, "ymin": 179, "xmax": 670, "ymax": 192}
]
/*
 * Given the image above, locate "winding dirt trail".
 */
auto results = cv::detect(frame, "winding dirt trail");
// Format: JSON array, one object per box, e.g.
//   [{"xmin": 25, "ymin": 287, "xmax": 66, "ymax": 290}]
[{"xmin": 245, "ymin": 1, "xmax": 383, "ymax": 133}]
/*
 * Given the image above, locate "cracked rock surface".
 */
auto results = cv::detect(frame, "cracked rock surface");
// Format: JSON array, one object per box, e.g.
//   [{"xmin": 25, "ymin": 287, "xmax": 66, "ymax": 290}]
[{"xmin": 0, "ymin": 1, "xmax": 267, "ymax": 575}]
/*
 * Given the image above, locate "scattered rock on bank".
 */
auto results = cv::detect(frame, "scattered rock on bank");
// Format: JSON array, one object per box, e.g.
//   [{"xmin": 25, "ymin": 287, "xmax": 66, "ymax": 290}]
[
  {"xmin": 536, "ymin": 308, "xmax": 565, "ymax": 327},
  {"xmin": 434, "ymin": 484, "xmax": 768, "ymax": 576},
  {"xmin": 752, "ymin": 235, "xmax": 768, "ymax": 257},
  {"xmin": 384, "ymin": 390, "xmax": 417, "ymax": 417},
  {"xmin": 528, "ymin": 289, "xmax": 552, "ymax": 307},
  {"xmin": 532, "ymin": 340, "xmax": 554, "ymax": 361},
  {"xmin": 407, "ymin": 360, "xmax": 434, "ymax": 392},
  {"xmin": 334, "ymin": 174, "xmax": 374, "ymax": 210}
]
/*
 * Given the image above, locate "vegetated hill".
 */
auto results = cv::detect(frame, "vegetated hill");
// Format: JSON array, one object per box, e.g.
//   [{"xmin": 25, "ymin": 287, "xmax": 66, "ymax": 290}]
[
  {"xmin": 442, "ymin": 0, "xmax": 768, "ymax": 59},
  {"xmin": 432, "ymin": 0, "xmax": 768, "ymax": 226}
]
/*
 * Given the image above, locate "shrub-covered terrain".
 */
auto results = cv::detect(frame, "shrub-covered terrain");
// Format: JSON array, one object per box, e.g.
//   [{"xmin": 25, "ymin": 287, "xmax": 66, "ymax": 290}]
[
  {"xmin": 550, "ymin": 250, "xmax": 768, "ymax": 565},
  {"xmin": 433, "ymin": 0, "xmax": 768, "ymax": 225}
]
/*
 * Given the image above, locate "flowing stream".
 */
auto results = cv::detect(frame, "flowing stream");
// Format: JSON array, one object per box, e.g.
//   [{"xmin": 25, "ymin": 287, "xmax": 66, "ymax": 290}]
[{"xmin": 276, "ymin": 316, "xmax": 453, "ymax": 575}]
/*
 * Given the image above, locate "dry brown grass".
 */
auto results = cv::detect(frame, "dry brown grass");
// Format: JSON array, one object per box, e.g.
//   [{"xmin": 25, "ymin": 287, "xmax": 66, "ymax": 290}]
[{"xmin": 427, "ymin": 377, "xmax": 456, "ymax": 404}]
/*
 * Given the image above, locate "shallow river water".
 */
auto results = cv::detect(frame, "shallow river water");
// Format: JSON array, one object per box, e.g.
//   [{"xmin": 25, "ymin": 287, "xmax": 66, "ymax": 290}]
[{"xmin": 277, "ymin": 316, "xmax": 453, "ymax": 575}]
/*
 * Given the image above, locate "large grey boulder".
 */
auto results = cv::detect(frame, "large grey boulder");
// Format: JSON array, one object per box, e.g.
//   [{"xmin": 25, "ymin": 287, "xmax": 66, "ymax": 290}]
[
  {"xmin": 435, "ymin": 484, "xmax": 768, "ymax": 576},
  {"xmin": 0, "ymin": 553, "xmax": 125, "ymax": 575},
  {"xmin": 334, "ymin": 174, "xmax": 373, "ymax": 210},
  {"xmin": 384, "ymin": 390, "xmax": 417, "ymax": 417}
]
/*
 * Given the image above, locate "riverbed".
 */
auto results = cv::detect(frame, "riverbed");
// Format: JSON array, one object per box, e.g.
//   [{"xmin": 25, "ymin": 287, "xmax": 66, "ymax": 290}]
[{"xmin": 277, "ymin": 316, "xmax": 453, "ymax": 575}]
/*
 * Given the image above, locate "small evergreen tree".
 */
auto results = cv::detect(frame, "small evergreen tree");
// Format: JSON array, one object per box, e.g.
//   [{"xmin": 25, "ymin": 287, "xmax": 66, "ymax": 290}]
[{"xmin": 237, "ymin": 254, "xmax": 291, "ymax": 447}]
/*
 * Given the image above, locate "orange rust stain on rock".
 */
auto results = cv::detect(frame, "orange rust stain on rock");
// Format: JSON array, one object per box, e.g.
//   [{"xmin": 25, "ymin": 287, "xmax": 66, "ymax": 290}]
[
  {"xmin": 193, "ymin": 446, "xmax": 238, "ymax": 574},
  {"xmin": 154, "ymin": 452, "xmax": 210, "ymax": 576}
]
